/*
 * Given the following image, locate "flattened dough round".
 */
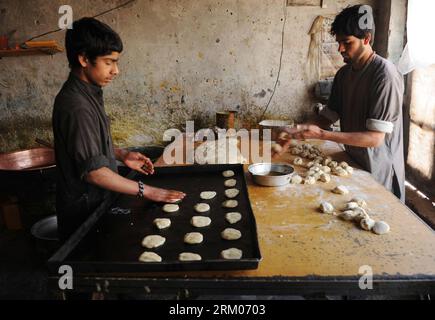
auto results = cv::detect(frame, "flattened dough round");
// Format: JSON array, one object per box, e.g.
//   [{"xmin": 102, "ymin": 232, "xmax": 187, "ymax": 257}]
[
  {"xmin": 222, "ymin": 200, "xmax": 238, "ymax": 208},
  {"xmin": 179, "ymin": 252, "xmax": 202, "ymax": 261},
  {"xmin": 224, "ymin": 179, "xmax": 237, "ymax": 187},
  {"xmin": 225, "ymin": 212, "xmax": 242, "ymax": 224},
  {"xmin": 184, "ymin": 232, "xmax": 204, "ymax": 244},
  {"xmin": 162, "ymin": 204, "xmax": 179, "ymax": 213},
  {"xmin": 194, "ymin": 203, "xmax": 210, "ymax": 213},
  {"xmin": 222, "ymin": 170, "xmax": 235, "ymax": 178},
  {"xmin": 200, "ymin": 191, "xmax": 217, "ymax": 200},
  {"xmin": 139, "ymin": 251, "xmax": 162, "ymax": 262},
  {"xmin": 221, "ymin": 248, "xmax": 243, "ymax": 260},
  {"xmin": 221, "ymin": 228, "xmax": 242, "ymax": 240},
  {"xmin": 225, "ymin": 188, "xmax": 240, "ymax": 198},
  {"xmin": 142, "ymin": 235, "xmax": 166, "ymax": 249},
  {"xmin": 191, "ymin": 216, "xmax": 211, "ymax": 228},
  {"xmin": 372, "ymin": 221, "xmax": 390, "ymax": 235},
  {"xmin": 153, "ymin": 218, "xmax": 171, "ymax": 230}
]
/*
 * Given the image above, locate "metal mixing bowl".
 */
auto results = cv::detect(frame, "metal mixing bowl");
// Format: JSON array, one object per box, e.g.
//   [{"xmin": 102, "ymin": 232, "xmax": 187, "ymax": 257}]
[{"xmin": 248, "ymin": 163, "xmax": 294, "ymax": 187}]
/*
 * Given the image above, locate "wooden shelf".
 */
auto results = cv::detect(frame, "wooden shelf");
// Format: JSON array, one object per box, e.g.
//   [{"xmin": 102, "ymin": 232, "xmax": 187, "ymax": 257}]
[{"xmin": 0, "ymin": 44, "xmax": 63, "ymax": 58}]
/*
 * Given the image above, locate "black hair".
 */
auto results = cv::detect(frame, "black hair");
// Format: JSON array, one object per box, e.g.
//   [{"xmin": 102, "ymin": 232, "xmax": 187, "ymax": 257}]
[
  {"xmin": 65, "ymin": 17, "xmax": 123, "ymax": 69},
  {"xmin": 331, "ymin": 5, "xmax": 375, "ymax": 45}
]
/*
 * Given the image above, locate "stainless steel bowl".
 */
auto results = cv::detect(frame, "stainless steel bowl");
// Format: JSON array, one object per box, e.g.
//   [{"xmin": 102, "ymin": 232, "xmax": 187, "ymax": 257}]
[{"xmin": 248, "ymin": 163, "xmax": 294, "ymax": 187}]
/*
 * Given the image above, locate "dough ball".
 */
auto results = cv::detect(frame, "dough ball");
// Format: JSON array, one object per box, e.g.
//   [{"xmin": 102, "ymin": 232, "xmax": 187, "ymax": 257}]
[
  {"xmin": 351, "ymin": 197, "xmax": 367, "ymax": 208},
  {"xmin": 293, "ymin": 157, "xmax": 304, "ymax": 166},
  {"xmin": 333, "ymin": 167, "xmax": 348, "ymax": 177},
  {"xmin": 319, "ymin": 201, "xmax": 334, "ymax": 214},
  {"xmin": 339, "ymin": 161, "xmax": 349, "ymax": 169},
  {"xmin": 328, "ymin": 161, "xmax": 338, "ymax": 168},
  {"xmin": 304, "ymin": 176, "xmax": 316, "ymax": 185},
  {"xmin": 372, "ymin": 221, "xmax": 390, "ymax": 235},
  {"xmin": 224, "ymin": 179, "xmax": 237, "ymax": 187},
  {"xmin": 221, "ymin": 248, "xmax": 243, "ymax": 260},
  {"xmin": 191, "ymin": 216, "xmax": 212, "ymax": 228},
  {"xmin": 221, "ymin": 228, "xmax": 242, "ymax": 240},
  {"xmin": 162, "ymin": 204, "xmax": 179, "ymax": 213},
  {"xmin": 352, "ymin": 208, "xmax": 370, "ymax": 222},
  {"xmin": 360, "ymin": 217, "xmax": 376, "ymax": 231},
  {"xmin": 332, "ymin": 185, "xmax": 349, "ymax": 195},
  {"xmin": 225, "ymin": 188, "xmax": 240, "ymax": 199},
  {"xmin": 306, "ymin": 161, "xmax": 315, "ymax": 168},
  {"xmin": 222, "ymin": 170, "xmax": 235, "ymax": 178},
  {"xmin": 179, "ymin": 252, "xmax": 202, "ymax": 261},
  {"xmin": 322, "ymin": 166, "xmax": 331, "ymax": 173},
  {"xmin": 319, "ymin": 173, "xmax": 331, "ymax": 183},
  {"xmin": 323, "ymin": 157, "xmax": 332, "ymax": 166},
  {"xmin": 339, "ymin": 211, "xmax": 357, "ymax": 221},
  {"xmin": 272, "ymin": 143, "xmax": 283, "ymax": 153},
  {"xmin": 346, "ymin": 166, "xmax": 354, "ymax": 174},
  {"xmin": 345, "ymin": 202, "xmax": 360, "ymax": 210},
  {"xmin": 290, "ymin": 174, "xmax": 303, "ymax": 184},
  {"xmin": 142, "ymin": 235, "xmax": 166, "ymax": 249},
  {"xmin": 200, "ymin": 191, "xmax": 217, "ymax": 200},
  {"xmin": 222, "ymin": 200, "xmax": 238, "ymax": 208},
  {"xmin": 291, "ymin": 148, "xmax": 301, "ymax": 155},
  {"xmin": 184, "ymin": 232, "xmax": 204, "ymax": 244},
  {"xmin": 225, "ymin": 212, "xmax": 242, "ymax": 224},
  {"xmin": 194, "ymin": 203, "xmax": 210, "ymax": 213},
  {"xmin": 153, "ymin": 218, "xmax": 171, "ymax": 230},
  {"xmin": 139, "ymin": 252, "xmax": 162, "ymax": 263}
]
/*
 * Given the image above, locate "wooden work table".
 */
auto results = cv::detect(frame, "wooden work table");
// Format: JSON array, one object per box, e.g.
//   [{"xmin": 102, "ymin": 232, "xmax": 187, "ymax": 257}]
[{"xmin": 50, "ymin": 138, "xmax": 435, "ymax": 297}]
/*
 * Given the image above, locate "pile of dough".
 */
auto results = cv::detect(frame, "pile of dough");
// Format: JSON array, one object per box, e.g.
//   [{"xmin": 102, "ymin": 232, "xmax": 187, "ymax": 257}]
[
  {"xmin": 332, "ymin": 185, "xmax": 349, "ymax": 195},
  {"xmin": 225, "ymin": 212, "xmax": 242, "ymax": 224},
  {"xmin": 222, "ymin": 200, "xmax": 238, "ymax": 208},
  {"xmin": 337, "ymin": 200, "xmax": 391, "ymax": 235},
  {"xmin": 200, "ymin": 191, "xmax": 217, "ymax": 200},
  {"xmin": 304, "ymin": 176, "xmax": 316, "ymax": 185},
  {"xmin": 138, "ymin": 252, "xmax": 162, "ymax": 262},
  {"xmin": 191, "ymin": 216, "xmax": 212, "ymax": 228},
  {"xmin": 162, "ymin": 204, "xmax": 179, "ymax": 213},
  {"xmin": 225, "ymin": 188, "xmax": 240, "ymax": 198},
  {"xmin": 184, "ymin": 232, "xmax": 204, "ymax": 244},
  {"xmin": 194, "ymin": 203, "xmax": 210, "ymax": 213},
  {"xmin": 221, "ymin": 228, "xmax": 242, "ymax": 240},
  {"xmin": 223, "ymin": 170, "xmax": 235, "ymax": 178},
  {"xmin": 153, "ymin": 218, "xmax": 171, "ymax": 230},
  {"xmin": 179, "ymin": 252, "xmax": 202, "ymax": 261},
  {"xmin": 221, "ymin": 248, "xmax": 243, "ymax": 260},
  {"xmin": 224, "ymin": 179, "xmax": 237, "ymax": 188},
  {"xmin": 142, "ymin": 235, "xmax": 166, "ymax": 249}
]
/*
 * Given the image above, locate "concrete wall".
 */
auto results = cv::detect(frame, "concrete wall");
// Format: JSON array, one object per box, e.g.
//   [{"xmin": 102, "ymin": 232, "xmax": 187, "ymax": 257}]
[{"xmin": 0, "ymin": 0, "xmax": 381, "ymax": 152}]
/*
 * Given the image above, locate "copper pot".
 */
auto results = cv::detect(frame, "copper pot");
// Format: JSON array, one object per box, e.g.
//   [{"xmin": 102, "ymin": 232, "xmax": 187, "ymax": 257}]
[{"xmin": 0, "ymin": 147, "xmax": 55, "ymax": 171}]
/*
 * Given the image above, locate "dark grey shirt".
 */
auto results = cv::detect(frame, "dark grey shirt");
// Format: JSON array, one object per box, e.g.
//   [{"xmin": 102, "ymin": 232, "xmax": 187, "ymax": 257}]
[
  {"xmin": 52, "ymin": 73, "xmax": 117, "ymax": 241},
  {"xmin": 321, "ymin": 54, "xmax": 405, "ymax": 202}
]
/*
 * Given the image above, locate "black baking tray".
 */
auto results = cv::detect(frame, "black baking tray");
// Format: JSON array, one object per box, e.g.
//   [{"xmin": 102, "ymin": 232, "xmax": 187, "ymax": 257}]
[{"xmin": 48, "ymin": 164, "xmax": 262, "ymax": 273}]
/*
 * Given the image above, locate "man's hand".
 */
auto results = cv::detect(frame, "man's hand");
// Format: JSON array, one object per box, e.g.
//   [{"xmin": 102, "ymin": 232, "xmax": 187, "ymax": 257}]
[
  {"xmin": 284, "ymin": 124, "xmax": 325, "ymax": 140},
  {"xmin": 122, "ymin": 151, "xmax": 155, "ymax": 175},
  {"xmin": 143, "ymin": 185, "xmax": 186, "ymax": 203}
]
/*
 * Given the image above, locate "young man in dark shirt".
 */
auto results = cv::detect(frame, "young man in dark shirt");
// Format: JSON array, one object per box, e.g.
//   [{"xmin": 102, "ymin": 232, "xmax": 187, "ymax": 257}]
[{"xmin": 53, "ymin": 18, "xmax": 185, "ymax": 241}]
